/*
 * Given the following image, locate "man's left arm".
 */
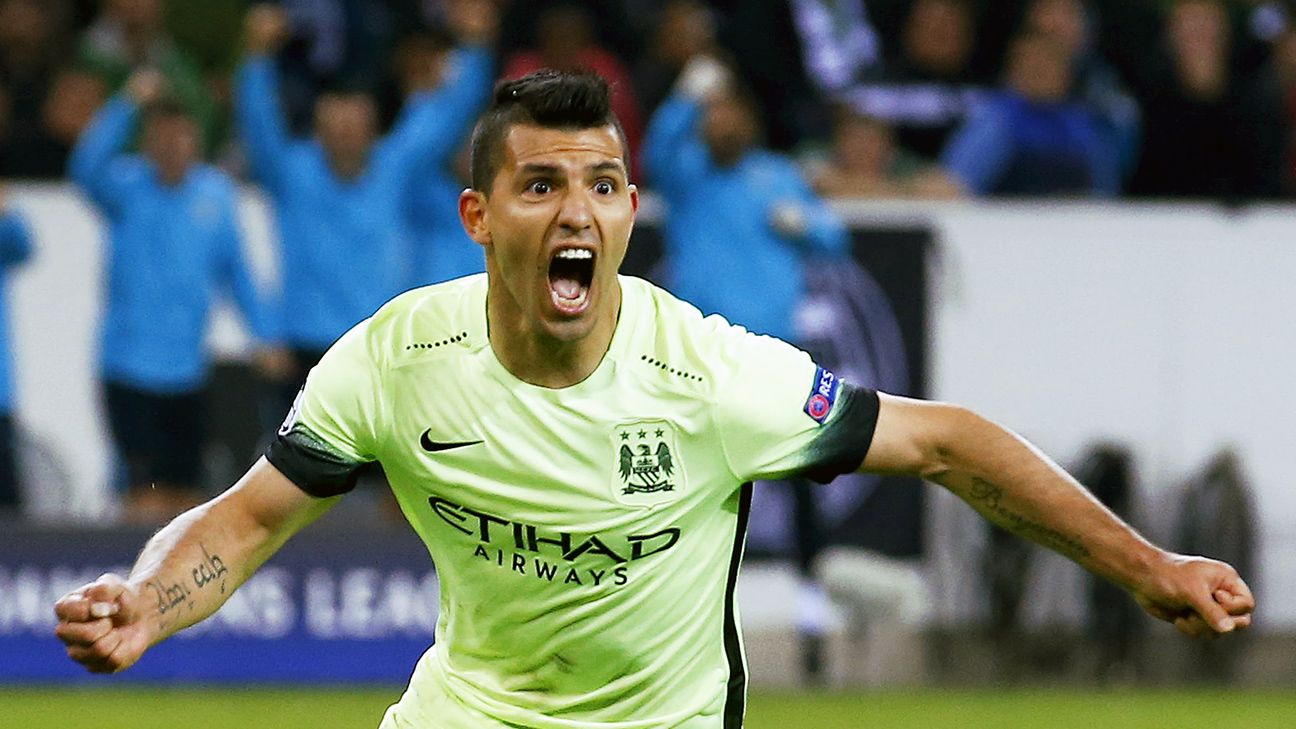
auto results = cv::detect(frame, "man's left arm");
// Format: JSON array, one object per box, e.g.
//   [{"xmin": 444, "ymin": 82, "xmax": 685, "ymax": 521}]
[
  {"xmin": 860, "ymin": 392, "xmax": 1255, "ymax": 637},
  {"xmin": 384, "ymin": 44, "xmax": 494, "ymax": 177},
  {"xmin": 383, "ymin": 0, "xmax": 497, "ymax": 179},
  {"xmin": 771, "ymin": 161, "xmax": 849, "ymax": 256},
  {"xmin": 216, "ymin": 188, "xmax": 277, "ymax": 344}
]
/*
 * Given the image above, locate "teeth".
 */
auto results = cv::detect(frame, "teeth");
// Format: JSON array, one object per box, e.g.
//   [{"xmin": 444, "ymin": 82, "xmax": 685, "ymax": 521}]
[{"xmin": 556, "ymin": 249, "xmax": 593, "ymax": 260}]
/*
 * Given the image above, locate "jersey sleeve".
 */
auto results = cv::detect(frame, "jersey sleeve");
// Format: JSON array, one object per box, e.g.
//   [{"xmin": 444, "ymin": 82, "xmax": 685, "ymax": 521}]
[
  {"xmin": 265, "ymin": 320, "xmax": 385, "ymax": 497},
  {"xmin": 713, "ymin": 326, "xmax": 881, "ymax": 484}
]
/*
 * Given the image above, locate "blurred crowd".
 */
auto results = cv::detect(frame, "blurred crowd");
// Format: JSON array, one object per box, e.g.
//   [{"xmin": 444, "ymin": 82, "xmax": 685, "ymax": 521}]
[
  {"xmin": 1, "ymin": 0, "xmax": 1295, "ymax": 199},
  {"xmin": 1, "ymin": 0, "xmax": 1295, "ymax": 522}
]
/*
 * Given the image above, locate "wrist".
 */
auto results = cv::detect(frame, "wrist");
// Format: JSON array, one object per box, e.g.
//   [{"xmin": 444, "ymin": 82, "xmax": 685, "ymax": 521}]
[{"xmin": 1118, "ymin": 543, "xmax": 1174, "ymax": 594}]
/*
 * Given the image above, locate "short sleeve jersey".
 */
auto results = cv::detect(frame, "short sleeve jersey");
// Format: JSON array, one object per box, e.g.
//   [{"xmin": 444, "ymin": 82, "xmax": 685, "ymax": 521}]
[{"xmin": 268, "ymin": 274, "xmax": 879, "ymax": 729}]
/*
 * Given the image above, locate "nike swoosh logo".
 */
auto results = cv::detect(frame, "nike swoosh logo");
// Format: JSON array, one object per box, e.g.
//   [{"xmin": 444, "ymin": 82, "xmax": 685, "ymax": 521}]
[{"xmin": 420, "ymin": 429, "xmax": 483, "ymax": 452}]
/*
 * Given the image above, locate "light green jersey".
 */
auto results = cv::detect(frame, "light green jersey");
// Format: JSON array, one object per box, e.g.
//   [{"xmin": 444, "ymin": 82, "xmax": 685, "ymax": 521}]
[{"xmin": 267, "ymin": 274, "xmax": 878, "ymax": 728}]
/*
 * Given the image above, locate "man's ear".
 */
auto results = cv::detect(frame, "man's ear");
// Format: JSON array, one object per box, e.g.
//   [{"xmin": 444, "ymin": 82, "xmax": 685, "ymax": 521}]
[{"xmin": 458, "ymin": 189, "xmax": 491, "ymax": 246}]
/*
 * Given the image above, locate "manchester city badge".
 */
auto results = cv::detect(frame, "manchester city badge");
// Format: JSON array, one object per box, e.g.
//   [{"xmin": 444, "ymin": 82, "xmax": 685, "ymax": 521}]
[{"xmin": 611, "ymin": 420, "xmax": 684, "ymax": 506}]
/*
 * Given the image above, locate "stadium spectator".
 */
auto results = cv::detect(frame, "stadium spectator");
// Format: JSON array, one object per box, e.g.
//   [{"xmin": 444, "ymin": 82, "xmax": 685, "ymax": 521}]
[
  {"xmin": 0, "ymin": 0, "xmax": 77, "ymax": 178},
  {"xmin": 1021, "ymin": 0, "xmax": 1142, "ymax": 183},
  {"xmin": 501, "ymin": 3, "xmax": 644, "ymax": 161},
  {"xmin": 235, "ymin": 2, "xmax": 497, "ymax": 412},
  {"xmin": 844, "ymin": 0, "xmax": 989, "ymax": 160},
  {"xmin": 68, "ymin": 70, "xmax": 275, "ymax": 523},
  {"xmin": 942, "ymin": 32, "xmax": 1119, "ymax": 197},
  {"xmin": 396, "ymin": 19, "xmax": 496, "ymax": 287},
  {"xmin": 633, "ymin": 0, "xmax": 721, "ymax": 118},
  {"xmin": 643, "ymin": 56, "xmax": 849, "ymax": 342},
  {"xmin": 77, "ymin": 0, "xmax": 218, "ymax": 154},
  {"xmin": 1261, "ymin": 11, "xmax": 1296, "ymax": 196},
  {"xmin": 1128, "ymin": 0, "xmax": 1289, "ymax": 199},
  {"xmin": 811, "ymin": 108, "xmax": 962, "ymax": 199},
  {"xmin": 0, "ymin": 187, "xmax": 32, "ymax": 514}
]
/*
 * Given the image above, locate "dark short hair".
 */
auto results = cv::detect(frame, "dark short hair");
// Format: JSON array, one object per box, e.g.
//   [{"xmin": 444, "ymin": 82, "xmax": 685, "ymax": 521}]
[{"xmin": 469, "ymin": 70, "xmax": 629, "ymax": 193}]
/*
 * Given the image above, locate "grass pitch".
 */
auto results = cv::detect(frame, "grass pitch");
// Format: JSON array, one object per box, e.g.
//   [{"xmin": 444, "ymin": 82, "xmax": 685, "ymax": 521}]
[{"xmin": 1, "ymin": 687, "xmax": 1292, "ymax": 728}]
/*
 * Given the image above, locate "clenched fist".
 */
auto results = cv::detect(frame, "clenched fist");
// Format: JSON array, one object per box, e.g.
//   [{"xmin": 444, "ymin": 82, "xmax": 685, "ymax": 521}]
[
  {"xmin": 1132, "ymin": 554, "xmax": 1255, "ymax": 638},
  {"xmin": 54, "ymin": 573, "xmax": 156, "ymax": 674}
]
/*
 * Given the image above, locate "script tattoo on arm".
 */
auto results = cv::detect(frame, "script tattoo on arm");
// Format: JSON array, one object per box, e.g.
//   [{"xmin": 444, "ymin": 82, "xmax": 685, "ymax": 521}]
[
  {"xmin": 149, "ymin": 543, "xmax": 231, "ymax": 627},
  {"xmin": 967, "ymin": 477, "xmax": 1091, "ymax": 561}
]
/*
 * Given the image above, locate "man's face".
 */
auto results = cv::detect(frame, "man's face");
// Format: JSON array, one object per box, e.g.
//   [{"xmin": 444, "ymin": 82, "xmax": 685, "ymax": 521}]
[
  {"xmin": 314, "ymin": 94, "xmax": 377, "ymax": 169},
  {"xmin": 702, "ymin": 96, "xmax": 757, "ymax": 166},
  {"xmin": 143, "ymin": 114, "xmax": 199, "ymax": 183},
  {"xmin": 904, "ymin": 0, "xmax": 973, "ymax": 75},
  {"xmin": 834, "ymin": 117, "xmax": 894, "ymax": 175},
  {"xmin": 1007, "ymin": 36, "xmax": 1072, "ymax": 103},
  {"xmin": 461, "ymin": 123, "xmax": 638, "ymax": 343}
]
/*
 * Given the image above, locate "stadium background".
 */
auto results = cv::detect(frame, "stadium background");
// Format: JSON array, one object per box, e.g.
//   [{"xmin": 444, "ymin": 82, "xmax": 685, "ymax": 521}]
[{"xmin": 3, "ymin": 0, "xmax": 1296, "ymax": 726}]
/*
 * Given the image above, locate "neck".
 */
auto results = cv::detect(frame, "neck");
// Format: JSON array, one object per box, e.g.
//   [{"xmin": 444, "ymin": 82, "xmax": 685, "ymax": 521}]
[
  {"xmin": 326, "ymin": 151, "xmax": 368, "ymax": 180},
  {"xmin": 486, "ymin": 278, "xmax": 621, "ymax": 389}
]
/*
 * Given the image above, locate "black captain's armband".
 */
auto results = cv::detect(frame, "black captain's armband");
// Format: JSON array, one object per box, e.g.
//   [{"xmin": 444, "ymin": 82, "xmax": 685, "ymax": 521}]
[
  {"xmin": 799, "ymin": 383, "xmax": 881, "ymax": 484},
  {"xmin": 265, "ymin": 427, "xmax": 368, "ymax": 498}
]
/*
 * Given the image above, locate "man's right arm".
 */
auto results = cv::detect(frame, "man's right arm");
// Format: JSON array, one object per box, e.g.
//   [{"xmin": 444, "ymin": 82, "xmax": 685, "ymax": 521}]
[
  {"xmin": 642, "ymin": 57, "xmax": 726, "ymax": 196},
  {"xmin": 67, "ymin": 71, "xmax": 163, "ymax": 213},
  {"xmin": 234, "ymin": 5, "xmax": 295, "ymax": 194},
  {"xmin": 54, "ymin": 458, "xmax": 337, "ymax": 673}
]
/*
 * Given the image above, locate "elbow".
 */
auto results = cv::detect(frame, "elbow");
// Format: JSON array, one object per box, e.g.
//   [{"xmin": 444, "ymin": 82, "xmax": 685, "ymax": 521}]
[{"xmin": 920, "ymin": 402, "xmax": 985, "ymax": 482}]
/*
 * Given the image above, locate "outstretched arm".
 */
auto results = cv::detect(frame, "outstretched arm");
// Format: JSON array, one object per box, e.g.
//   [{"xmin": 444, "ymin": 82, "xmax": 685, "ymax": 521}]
[
  {"xmin": 54, "ymin": 459, "xmax": 336, "ymax": 673},
  {"xmin": 384, "ymin": 44, "xmax": 494, "ymax": 180},
  {"xmin": 860, "ymin": 393, "xmax": 1255, "ymax": 637},
  {"xmin": 234, "ymin": 5, "xmax": 295, "ymax": 194},
  {"xmin": 642, "ymin": 56, "xmax": 729, "ymax": 196},
  {"xmin": 68, "ymin": 71, "xmax": 163, "ymax": 213},
  {"xmin": 383, "ymin": 0, "xmax": 497, "ymax": 181},
  {"xmin": 769, "ymin": 166, "xmax": 850, "ymax": 256}
]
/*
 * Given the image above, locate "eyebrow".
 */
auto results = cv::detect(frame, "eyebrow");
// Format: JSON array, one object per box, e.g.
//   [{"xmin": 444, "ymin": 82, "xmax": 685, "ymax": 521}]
[
  {"xmin": 589, "ymin": 161, "xmax": 626, "ymax": 176},
  {"xmin": 516, "ymin": 161, "xmax": 627, "ymax": 177},
  {"xmin": 518, "ymin": 163, "xmax": 562, "ymax": 177}
]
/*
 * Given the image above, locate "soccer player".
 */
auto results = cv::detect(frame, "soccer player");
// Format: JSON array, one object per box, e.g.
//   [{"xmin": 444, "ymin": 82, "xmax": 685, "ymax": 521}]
[
  {"xmin": 68, "ymin": 70, "xmax": 276, "ymax": 522},
  {"xmin": 55, "ymin": 71, "xmax": 1254, "ymax": 728}
]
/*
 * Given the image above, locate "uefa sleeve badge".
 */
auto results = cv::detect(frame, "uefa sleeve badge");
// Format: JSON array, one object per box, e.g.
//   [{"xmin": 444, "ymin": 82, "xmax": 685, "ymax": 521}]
[{"xmin": 802, "ymin": 366, "xmax": 840, "ymax": 425}]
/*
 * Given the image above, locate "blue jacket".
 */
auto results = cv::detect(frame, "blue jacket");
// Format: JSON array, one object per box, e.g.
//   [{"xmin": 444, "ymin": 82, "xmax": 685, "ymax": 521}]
[
  {"xmin": 0, "ymin": 212, "xmax": 32, "ymax": 412},
  {"xmin": 405, "ymin": 50, "xmax": 494, "ymax": 287},
  {"xmin": 236, "ymin": 46, "xmax": 492, "ymax": 349},
  {"xmin": 643, "ymin": 95, "xmax": 849, "ymax": 341},
  {"xmin": 943, "ymin": 91, "xmax": 1120, "ymax": 197},
  {"xmin": 70, "ymin": 96, "xmax": 272, "ymax": 394}
]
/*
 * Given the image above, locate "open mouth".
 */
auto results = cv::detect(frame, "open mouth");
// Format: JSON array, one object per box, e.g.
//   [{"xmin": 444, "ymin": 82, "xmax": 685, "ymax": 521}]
[{"xmin": 548, "ymin": 247, "xmax": 596, "ymax": 315}]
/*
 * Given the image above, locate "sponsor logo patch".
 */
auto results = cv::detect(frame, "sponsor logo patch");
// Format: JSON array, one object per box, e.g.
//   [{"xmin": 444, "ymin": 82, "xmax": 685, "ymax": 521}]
[{"xmin": 803, "ymin": 366, "xmax": 840, "ymax": 424}]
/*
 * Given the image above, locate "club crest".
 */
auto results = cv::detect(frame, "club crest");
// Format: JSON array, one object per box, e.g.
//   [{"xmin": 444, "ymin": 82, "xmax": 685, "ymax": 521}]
[{"xmin": 611, "ymin": 421, "xmax": 684, "ymax": 506}]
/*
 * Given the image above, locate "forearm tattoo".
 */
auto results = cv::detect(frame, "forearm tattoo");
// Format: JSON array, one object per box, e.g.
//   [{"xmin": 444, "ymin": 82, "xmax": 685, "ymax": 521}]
[
  {"xmin": 148, "ymin": 543, "xmax": 230, "ymax": 628},
  {"xmin": 968, "ymin": 477, "xmax": 1091, "ymax": 560}
]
